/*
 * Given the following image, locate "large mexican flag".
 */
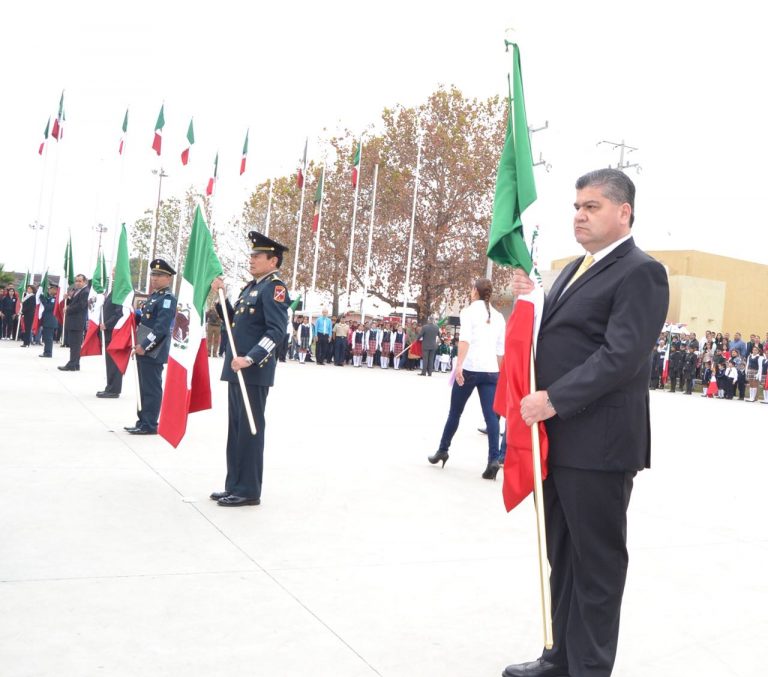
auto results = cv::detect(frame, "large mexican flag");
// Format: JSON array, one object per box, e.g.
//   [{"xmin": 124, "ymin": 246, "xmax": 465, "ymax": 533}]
[
  {"xmin": 81, "ymin": 250, "xmax": 107, "ymax": 356},
  {"xmin": 158, "ymin": 206, "xmax": 223, "ymax": 448},
  {"xmin": 106, "ymin": 225, "xmax": 136, "ymax": 373}
]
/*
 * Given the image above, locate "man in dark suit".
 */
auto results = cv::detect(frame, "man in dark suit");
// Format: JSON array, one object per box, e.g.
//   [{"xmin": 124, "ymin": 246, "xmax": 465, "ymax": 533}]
[
  {"xmin": 97, "ymin": 287, "xmax": 123, "ymax": 398},
  {"xmin": 417, "ymin": 317, "xmax": 440, "ymax": 376},
  {"xmin": 124, "ymin": 259, "xmax": 177, "ymax": 435},
  {"xmin": 58, "ymin": 274, "xmax": 89, "ymax": 371},
  {"xmin": 210, "ymin": 231, "xmax": 289, "ymax": 507},
  {"xmin": 503, "ymin": 169, "xmax": 669, "ymax": 677}
]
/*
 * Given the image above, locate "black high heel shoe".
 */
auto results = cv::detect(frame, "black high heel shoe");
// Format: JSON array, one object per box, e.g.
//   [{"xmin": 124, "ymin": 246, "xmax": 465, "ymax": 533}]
[
  {"xmin": 428, "ymin": 450, "xmax": 449, "ymax": 467},
  {"xmin": 481, "ymin": 462, "xmax": 500, "ymax": 480}
]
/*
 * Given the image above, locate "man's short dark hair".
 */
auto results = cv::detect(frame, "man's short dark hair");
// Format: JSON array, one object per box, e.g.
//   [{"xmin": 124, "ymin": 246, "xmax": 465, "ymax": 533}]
[{"xmin": 576, "ymin": 168, "xmax": 636, "ymax": 227}]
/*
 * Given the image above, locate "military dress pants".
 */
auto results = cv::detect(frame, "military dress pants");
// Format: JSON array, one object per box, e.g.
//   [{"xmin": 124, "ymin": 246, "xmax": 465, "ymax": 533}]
[
  {"xmin": 41, "ymin": 327, "xmax": 55, "ymax": 356},
  {"xmin": 135, "ymin": 357, "xmax": 164, "ymax": 431},
  {"xmin": 225, "ymin": 381, "xmax": 269, "ymax": 499},
  {"xmin": 540, "ymin": 467, "xmax": 635, "ymax": 677}
]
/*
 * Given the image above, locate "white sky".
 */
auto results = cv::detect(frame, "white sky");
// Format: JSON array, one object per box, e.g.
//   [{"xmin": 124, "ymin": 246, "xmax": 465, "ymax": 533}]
[{"xmin": 2, "ymin": 0, "xmax": 766, "ymax": 280}]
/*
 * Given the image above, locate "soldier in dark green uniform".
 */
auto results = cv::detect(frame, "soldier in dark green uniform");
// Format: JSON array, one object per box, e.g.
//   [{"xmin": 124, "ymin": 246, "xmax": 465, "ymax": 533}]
[
  {"xmin": 124, "ymin": 259, "xmax": 177, "ymax": 435},
  {"xmin": 210, "ymin": 232, "xmax": 289, "ymax": 507}
]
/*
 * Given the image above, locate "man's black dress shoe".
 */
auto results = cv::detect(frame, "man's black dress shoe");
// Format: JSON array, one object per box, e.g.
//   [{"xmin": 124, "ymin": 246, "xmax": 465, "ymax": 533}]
[
  {"xmin": 502, "ymin": 658, "xmax": 569, "ymax": 677},
  {"xmin": 39, "ymin": 354, "xmax": 52, "ymax": 358},
  {"xmin": 128, "ymin": 428, "xmax": 157, "ymax": 435},
  {"xmin": 96, "ymin": 391, "xmax": 119, "ymax": 398},
  {"xmin": 58, "ymin": 365, "xmax": 79, "ymax": 371},
  {"xmin": 209, "ymin": 491, "xmax": 230, "ymax": 501},
  {"xmin": 478, "ymin": 426, "xmax": 488, "ymax": 435},
  {"xmin": 217, "ymin": 495, "xmax": 260, "ymax": 507}
]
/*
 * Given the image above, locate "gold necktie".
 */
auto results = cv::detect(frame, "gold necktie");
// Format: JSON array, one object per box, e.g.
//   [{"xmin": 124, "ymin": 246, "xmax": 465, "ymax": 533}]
[{"xmin": 565, "ymin": 254, "xmax": 594, "ymax": 290}]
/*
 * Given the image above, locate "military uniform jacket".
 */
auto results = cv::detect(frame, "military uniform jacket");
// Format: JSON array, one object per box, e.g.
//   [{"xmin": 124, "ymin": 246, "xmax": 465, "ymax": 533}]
[
  {"xmin": 220, "ymin": 272, "xmax": 289, "ymax": 387},
  {"xmin": 40, "ymin": 295, "xmax": 59, "ymax": 328},
  {"xmin": 138, "ymin": 287, "xmax": 177, "ymax": 364}
]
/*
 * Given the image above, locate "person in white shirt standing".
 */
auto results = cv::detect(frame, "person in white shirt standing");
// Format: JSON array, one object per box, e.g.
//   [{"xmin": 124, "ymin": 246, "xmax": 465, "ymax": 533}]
[{"xmin": 428, "ymin": 278, "xmax": 506, "ymax": 480}]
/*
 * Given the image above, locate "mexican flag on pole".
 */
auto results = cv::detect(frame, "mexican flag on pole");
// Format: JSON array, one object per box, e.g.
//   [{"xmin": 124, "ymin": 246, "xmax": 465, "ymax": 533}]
[
  {"xmin": 119, "ymin": 108, "xmax": 128, "ymax": 155},
  {"xmin": 152, "ymin": 105, "xmax": 165, "ymax": 155},
  {"xmin": 39, "ymin": 117, "xmax": 50, "ymax": 155},
  {"xmin": 206, "ymin": 152, "xmax": 218, "ymax": 196},
  {"xmin": 488, "ymin": 43, "xmax": 549, "ymax": 513},
  {"xmin": 106, "ymin": 225, "xmax": 136, "ymax": 373},
  {"xmin": 240, "ymin": 129, "xmax": 249, "ymax": 175},
  {"xmin": 33, "ymin": 270, "xmax": 51, "ymax": 335},
  {"xmin": 55, "ymin": 236, "xmax": 75, "ymax": 326},
  {"xmin": 297, "ymin": 137, "xmax": 307, "ymax": 188},
  {"xmin": 181, "ymin": 118, "xmax": 194, "ymax": 165},
  {"xmin": 351, "ymin": 142, "xmax": 361, "ymax": 188},
  {"xmin": 81, "ymin": 251, "xmax": 107, "ymax": 356},
  {"xmin": 311, "ymin": 168, "xmax": 324, "ymax": 232},
  {"xmin": 51, "ymin": 91, "xmax": 65, "ymax": 141},
  {"xmin": 158, "ymin": 206, "xmax": 223, "ymax": 448}
]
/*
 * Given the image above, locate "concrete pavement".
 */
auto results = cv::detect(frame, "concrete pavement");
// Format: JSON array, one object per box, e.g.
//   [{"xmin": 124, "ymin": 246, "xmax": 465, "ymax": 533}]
[{"xmin": 1, "ymin": 341, "xmax": 766, "ymax": 676}]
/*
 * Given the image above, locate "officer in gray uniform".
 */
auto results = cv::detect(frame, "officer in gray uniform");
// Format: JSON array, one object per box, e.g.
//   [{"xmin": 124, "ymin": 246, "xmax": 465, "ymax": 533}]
[
  {"xmin": 210, "ymin": 231, "xmax": 289, "ymax": 507},
  {"xmin": 124, "ymin": 258, "xmax": 177, "ymax": 435}
]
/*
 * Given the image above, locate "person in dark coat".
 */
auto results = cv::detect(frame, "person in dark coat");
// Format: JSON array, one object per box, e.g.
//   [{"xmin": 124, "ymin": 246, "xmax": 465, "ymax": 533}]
[
  {"xmin": 58, "ymin": 274, "xmax": 89, "ymax": 371},
  {"xmin": 681, "ymin": 345, "xmax": 698, "ymax": 394},
  {"xmin": 667, "ymin": 344, "xmax": 684, "ymax": 392},
  {"xmin": 96, "ymin": 288, "xmax": 124, "ymax": 398},
  {"xmin": 504, "ymin": 169, "xmax": 669, "ymax": 677},
  {"xmin": 416, "ymin": 317, "xmax": 440, "ymax": 376},
  {"xmin": 39, "ymin": 282, "xmax": 60, "ymax": 358},
  {"xmin": 21, "ymin": 285, "xmax": 36, "ymax": 347},
  {"xmin": 124, "ymin": 259, "xmax": 177, "ymax": 434},
  {"xmin": 210, "ymin": 231, "xmax": 289, "ymax": 507}
]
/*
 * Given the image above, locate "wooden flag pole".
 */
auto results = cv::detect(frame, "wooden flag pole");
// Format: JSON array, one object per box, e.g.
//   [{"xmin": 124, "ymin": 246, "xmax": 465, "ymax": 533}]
[
  {"xmin": 217, "ymin": 287, "xmax": 257, "ymax": 435},
  {"xmin": 131, "ymin": 325, "xmax": 142, "ymax": 412},
  {"xmin": 529, "ymin": 344, "xmax": 553, "ymax": 649}
]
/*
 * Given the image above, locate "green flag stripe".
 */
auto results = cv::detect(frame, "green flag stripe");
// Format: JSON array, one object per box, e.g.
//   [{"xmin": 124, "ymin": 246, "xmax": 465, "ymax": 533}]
[
  {"xmin": 112, "ymin": 225, "xmax": 133, "ymax": 305},
  {"xmin": 184, "ymin": 206, "xmax": 223, "ymax": 319}
]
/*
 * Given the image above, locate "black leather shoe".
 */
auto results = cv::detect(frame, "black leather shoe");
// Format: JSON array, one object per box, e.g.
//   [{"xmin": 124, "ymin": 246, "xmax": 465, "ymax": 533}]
[
  {"xmin": 128, "ymin": 428, "xmax": 157, "ymax": 435},
  {"xmin": 58, "ymin": 365, "xmax": 79, "ymax": 371},
  {"xmin": 482, "ymin": 462, "xmax": 500, "ymax": 480},
  {"xmin": 209, "ymin": 491, "xmax": 230, "ymax": 501},
  {"xmin": 39, "ymin": 354, "xmax": 52, "ymax": 358},
  {"xmin": 478, "ymin": 427, "xmax": 488, "ymax": 435},
  {"xmin": 427, "ymin": 450, "xmax": 449, "ymax": 467},
  {"xmin": 96, "ymin": 391, "xmax": 119, "ymax": 398},
  {"xmin": 217, "ymin": 495, "xmax": 260, "ymax": 507},
  {"xmin": 124, "ymin": 425, "xmax": 140, "ymax": 432},
  {"xmin": 502, "ymin": 658, "xmax": 568, "ymax": 677}
]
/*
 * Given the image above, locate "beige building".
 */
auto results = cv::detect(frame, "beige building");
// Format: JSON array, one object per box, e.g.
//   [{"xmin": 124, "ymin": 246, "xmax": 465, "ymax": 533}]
[{"xmin": 550, "ymin": 250, "xmax": 768, "ymax": 337}]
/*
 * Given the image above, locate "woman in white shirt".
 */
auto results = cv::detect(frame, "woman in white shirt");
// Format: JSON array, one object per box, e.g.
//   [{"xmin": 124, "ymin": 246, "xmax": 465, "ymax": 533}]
[{"xmin": 428, "ymin": 278, "xmax": 506, "ymax": 480}]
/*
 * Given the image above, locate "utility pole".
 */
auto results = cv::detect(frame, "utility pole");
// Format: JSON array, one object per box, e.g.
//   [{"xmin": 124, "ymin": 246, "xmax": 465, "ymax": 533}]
[
  {"xmin": 597, "ymin": 139, "xmax": 641, "ymax": 173},
  {"xmin": 145, "ymin": 167, "xmax": 168, "ymax": 292}
]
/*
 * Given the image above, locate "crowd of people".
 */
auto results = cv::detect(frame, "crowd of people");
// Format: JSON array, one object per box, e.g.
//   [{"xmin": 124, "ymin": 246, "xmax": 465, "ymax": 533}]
[{"xmin": 651, "ymin": 330, "xmax": 768, "ymax": 402}]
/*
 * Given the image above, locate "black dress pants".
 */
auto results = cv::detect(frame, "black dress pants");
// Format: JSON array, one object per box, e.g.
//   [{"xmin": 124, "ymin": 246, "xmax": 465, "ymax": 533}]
[
  {"xmin": 316, "ymin": 334, "xmax": 330, "ymax": 364},
  {"xmin": 225, "ymin": 381, "xmax": 268, "ymax": 499},
  {"xmin": 136, "ymin": 358, "xmax": 164, "ymax": 431},
  {"xmin": 541, "ymin": 466, "xmax": 635, "ymax": 677},
  {"xmin": 103, "ymin": 330, "xmax": 123, "ymax": 394},
  {"xmin": 65, "ymin": 328, "xmax": 84, "ymax": 367}
]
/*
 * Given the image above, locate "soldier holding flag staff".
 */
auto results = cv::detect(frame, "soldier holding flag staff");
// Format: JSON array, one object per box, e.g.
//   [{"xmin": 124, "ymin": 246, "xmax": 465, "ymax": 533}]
[
  {"xmin": 210, "ymin": 231, "xmax": 289, "ymax": 508},
  {"xmin": 124, "ymin": 259, "xmax": 177, "ymax": 435}
]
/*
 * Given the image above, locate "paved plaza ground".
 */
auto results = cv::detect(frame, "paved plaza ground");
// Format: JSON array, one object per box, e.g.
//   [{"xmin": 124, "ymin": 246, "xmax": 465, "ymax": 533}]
[{"xmin": 1, "ymin": 340, "xmax": 766, "ymax": 677}]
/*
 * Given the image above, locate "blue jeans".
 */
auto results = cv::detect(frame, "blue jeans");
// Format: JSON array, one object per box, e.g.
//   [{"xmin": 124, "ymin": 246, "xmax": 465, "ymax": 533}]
[{"xmin": 439, "ymin": 370, "xmax": 500, "ymax": 463}]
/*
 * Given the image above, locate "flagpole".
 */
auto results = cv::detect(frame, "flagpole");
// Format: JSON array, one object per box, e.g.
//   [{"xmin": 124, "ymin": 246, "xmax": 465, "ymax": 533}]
[
  {"xmin": 31, "ymin": 137, "xmax": 50, "ymax": 284},
  {"xmin": 145, "ymin": 167, "xmax": 167, "ymax": 293},
  {"xmin": 361, "ymin": 163, "xmax": 379, "ymax": 324},
  {"xmin": 217, "ymin": 288, "xmax": 257, "ymax": 435},
  {"xmin": 131, "ymin": 330, "xmax": 142, "ymax": 412},
  {"xmin": 529, "ymin": 345, "xmax": 554, "ymax": 649},
  {"xmin": 344, "ymin": 133, "xmax": 363, "ymax": 311},
  {"xmin": 309, "ymin": 164, "xmax": 325, "ymax": 324},
  {"xmin": 402, "ymin": 131, "xmax": 422, "ymax": 325},
  {"xmin": 292, "ymin": 138, "xmax": 308, "ymax": 292},
  {"xmin": 264, "ymin": 178, "xmax": 273, "ymax": 237},
  {"xmin": 111, "ymin": 113, "xmax": 128, "ymax": 289},
  {"xmin": 41, "ymin": 135, "xmax": 62, "ymax": 275}
]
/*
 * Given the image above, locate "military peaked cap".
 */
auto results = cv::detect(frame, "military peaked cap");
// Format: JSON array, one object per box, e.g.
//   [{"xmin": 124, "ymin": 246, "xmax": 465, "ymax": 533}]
[
  {"xmin": 149, "ymin": 258, "xmax": 176, "ymax": 276},
  {"xmin": 249, "ymin": 231, "xmax": 289, "ymax": 255}
]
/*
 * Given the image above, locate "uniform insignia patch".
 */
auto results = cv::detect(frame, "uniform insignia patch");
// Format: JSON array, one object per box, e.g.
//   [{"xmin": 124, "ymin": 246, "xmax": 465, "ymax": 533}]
[
  {"xmin": 273, "ymin": 285, "xmax": 286, "ymax": 302},
  {"xmin": 250, "ymin": 290, "xmax": 258, "ymax": 297},
  {"xmin": 163, "ymin": 299, "xmax": 171, "ymax": 308}
]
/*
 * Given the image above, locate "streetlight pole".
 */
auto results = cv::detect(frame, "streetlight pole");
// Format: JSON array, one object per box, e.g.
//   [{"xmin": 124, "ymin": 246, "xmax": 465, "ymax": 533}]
[{"xmin": 145, "ymin": 168, "xmax": 167, "ymax": 292}]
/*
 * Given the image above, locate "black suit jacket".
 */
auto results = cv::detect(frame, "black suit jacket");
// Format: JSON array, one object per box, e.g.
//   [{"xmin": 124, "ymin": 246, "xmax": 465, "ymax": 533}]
[
  {"xmin": 537, "ymin": 238, "xmax": 669, "ymax": 473},
  {"xmin": 102, "ymin": 292, "xmax": 122, "ymax": 332},
  {"xmin": 65, "ymin": 285, "xmax": 89, "ymax": 330}
]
